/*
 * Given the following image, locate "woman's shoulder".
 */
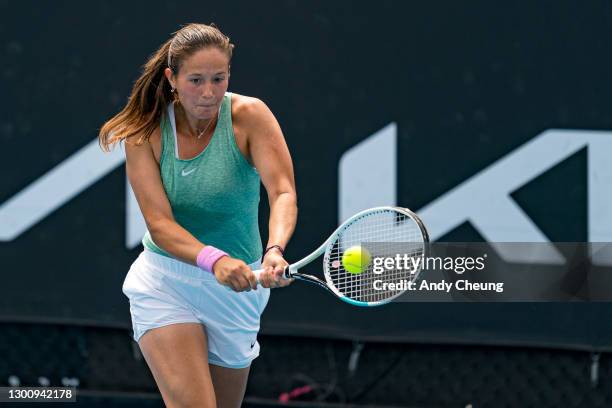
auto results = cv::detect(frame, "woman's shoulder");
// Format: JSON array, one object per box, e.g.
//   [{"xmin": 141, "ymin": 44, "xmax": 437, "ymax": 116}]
[
  {"xmin": 125, "ymin": 126, "xmax": 163, "ymax": 164},
  {"xmin": 230, "ymin": 92, "xmax": 270, "ymax": 123}
]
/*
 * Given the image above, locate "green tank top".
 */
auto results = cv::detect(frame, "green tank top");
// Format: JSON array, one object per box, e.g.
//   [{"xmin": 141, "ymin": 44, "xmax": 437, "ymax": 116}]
[{"xmin": 142, "ymin": 92, "xmax": 263, "ymax": 264}]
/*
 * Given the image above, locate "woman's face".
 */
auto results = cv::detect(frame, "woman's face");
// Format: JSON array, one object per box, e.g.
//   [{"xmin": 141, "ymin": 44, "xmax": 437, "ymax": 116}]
[{"xmin": 165, "ymin": 47, "xmax": 230, "ymax": 120}]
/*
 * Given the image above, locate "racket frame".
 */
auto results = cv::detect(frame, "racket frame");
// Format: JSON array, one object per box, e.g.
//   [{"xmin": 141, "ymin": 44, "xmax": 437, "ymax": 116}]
[{"xmin": 272, "ymin": 206, "xmax": 430, "ymax": 306}]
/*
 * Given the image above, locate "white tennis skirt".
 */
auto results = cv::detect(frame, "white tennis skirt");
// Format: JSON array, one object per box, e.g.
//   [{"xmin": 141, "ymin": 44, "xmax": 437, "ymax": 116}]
[{"xmin": 122, "ymin": 249, "xmax": 271, "ymax": 369}]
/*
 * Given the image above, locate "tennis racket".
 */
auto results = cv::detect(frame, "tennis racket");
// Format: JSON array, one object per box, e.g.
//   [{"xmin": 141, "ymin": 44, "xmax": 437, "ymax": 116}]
[{"xmin": 253, "ymin": 206, "xmax": 429, "ymax": 307}]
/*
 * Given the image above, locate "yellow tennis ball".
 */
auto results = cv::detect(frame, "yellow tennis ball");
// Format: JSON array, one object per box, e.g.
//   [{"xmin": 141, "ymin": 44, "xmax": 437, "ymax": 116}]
[{"xmin": 342, "ymin": 246, "xmax": 372, "ymax": 274}]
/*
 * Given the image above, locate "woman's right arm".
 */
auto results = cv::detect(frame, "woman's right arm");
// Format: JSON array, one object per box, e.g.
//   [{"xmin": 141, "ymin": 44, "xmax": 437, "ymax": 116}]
[
  {"xmin": 125, "ymin": 138, "xmax": 204, "ymax": 264},
  {"xmin": 125, "ymin": 137, "xmax": 258, "ymax": 291}
]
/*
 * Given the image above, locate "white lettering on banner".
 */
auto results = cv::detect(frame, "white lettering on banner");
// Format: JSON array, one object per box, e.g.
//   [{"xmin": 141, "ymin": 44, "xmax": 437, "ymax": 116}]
[
  {"xmin": 339, "ymin": 128, "xmax": 612, "ymax": 266},
  {"xmin": 338, "ymin": 122, "xmax": 397, "ymax": 223},
  {"xmin": 0, "ymin": 140, "xmax": 146, "ymax": 249},
  {"xmin": 0, "ymin": 128, "xmax": 610, "ymax": 266}
]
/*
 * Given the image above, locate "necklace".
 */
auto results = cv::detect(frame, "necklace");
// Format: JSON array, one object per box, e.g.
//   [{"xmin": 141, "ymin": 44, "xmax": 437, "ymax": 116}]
[
  {"xmin": 195, "ymin": 117, "xmax": 215, "ymax": 139},
  {"xmin": 178, "ymin": 103, "xmax": 221, "ymax": 140}
]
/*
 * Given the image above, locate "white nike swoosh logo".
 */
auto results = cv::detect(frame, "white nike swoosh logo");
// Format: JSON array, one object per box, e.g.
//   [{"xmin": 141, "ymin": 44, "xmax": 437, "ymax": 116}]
[{"xmin": 181, "ymin": 168, "xmax": 196, "ymax": 176}]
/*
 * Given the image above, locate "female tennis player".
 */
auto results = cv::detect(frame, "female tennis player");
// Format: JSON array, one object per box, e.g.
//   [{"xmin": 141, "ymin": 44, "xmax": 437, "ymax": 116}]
[{"xmin": 99, "ymin": 23, "xmax": 297, "ymax": 407}]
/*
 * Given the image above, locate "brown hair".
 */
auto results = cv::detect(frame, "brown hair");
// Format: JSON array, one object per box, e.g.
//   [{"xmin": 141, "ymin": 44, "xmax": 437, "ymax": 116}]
[{"xmin": 98, "ymin": 23, "xmax": 234, "ymax": 151}]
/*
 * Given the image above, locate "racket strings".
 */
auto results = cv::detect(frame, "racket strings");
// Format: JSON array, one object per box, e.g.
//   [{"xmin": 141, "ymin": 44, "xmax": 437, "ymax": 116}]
[{"xmin": 326, "ymin": 209, "xmax": 425, "ymax": 303}]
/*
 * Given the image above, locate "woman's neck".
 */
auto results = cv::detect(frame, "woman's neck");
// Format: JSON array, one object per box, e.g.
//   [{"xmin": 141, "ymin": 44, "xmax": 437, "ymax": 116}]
[{"xmin": 175, "ymin": 102, "xmax": 218, "ymax": 140}]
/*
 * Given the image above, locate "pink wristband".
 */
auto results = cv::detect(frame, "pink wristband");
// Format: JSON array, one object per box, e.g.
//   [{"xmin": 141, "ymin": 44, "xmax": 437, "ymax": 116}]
[{"xmin": 196, "ymin": 245, "xmax": 229, "ymax": 273}]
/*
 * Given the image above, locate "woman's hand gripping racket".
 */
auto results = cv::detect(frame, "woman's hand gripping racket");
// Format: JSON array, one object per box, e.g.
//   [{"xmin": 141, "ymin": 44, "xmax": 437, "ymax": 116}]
[{"xmin": 253, "ymin": 206, "xmax": 429, "ymax": 307}]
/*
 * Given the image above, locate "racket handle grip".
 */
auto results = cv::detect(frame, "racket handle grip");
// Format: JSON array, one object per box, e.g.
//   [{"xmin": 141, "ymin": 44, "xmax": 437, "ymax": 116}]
[
  {"xmin": 252, "ymin": 268, "xmax": 264, "ymax": 284},
  {"xmin": 251, "ymin": 266, "xmax": 291, "ymax": 284}
]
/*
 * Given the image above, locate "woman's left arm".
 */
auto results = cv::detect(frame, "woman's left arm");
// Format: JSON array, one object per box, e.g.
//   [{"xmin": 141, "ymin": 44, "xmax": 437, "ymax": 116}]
[{"xmin": 244, "ymin": 98, "xmax": 298, "ymax": 288}]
